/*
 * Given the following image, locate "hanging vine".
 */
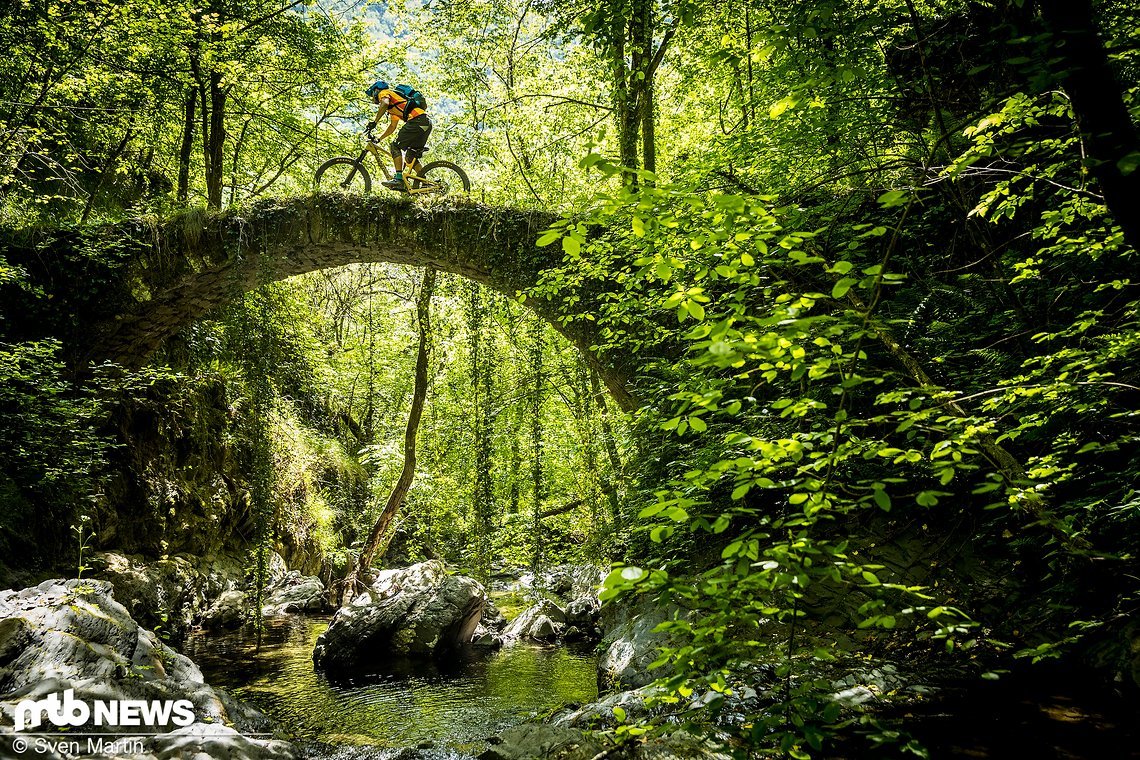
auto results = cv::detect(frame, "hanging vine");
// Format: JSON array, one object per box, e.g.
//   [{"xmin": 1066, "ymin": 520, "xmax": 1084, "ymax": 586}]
[
  {"xmin": 233, "ymin": 286, "xmax": 279, "ymax": 646},
  {"xmin": 529, "ymin": 317, "xmax": 545, "ymax": 573},
  {"xmin": 465, "ymin": 282, "xmax": 497, "ymax": 580}
]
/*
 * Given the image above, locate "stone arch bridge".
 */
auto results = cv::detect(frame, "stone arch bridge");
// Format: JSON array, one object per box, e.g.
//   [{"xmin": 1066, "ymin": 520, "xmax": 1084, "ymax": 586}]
[{"xmin": 5, "ymin": 194, "xmax": 639, "ymax": 410}]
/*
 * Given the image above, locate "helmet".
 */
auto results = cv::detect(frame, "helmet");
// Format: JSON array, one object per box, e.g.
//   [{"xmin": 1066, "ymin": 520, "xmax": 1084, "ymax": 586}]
[{"xmin": 365, "ymin": 80, "xmax": 388, "ymax": 100}]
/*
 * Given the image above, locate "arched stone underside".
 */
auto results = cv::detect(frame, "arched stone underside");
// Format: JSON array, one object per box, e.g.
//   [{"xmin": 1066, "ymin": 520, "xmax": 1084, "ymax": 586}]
[{"xmin": 78, "ymin": 194, "xmax": 639, "ymax": 410}]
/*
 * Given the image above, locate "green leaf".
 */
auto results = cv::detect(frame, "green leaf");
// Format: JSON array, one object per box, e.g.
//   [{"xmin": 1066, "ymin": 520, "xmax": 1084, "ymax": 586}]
[
  {"xmin": 831, "ymin": 277, "xmax": 858, "ymax": 299},
  {"xmin": 916, "ymin": 490, "xmax": 941, "ymax": 507},
  {"xmin": 877, "ymin": 189, "xmax": 909, "ymax": 208},
  {"xmin": 536, "ymin": 230, "xmax": 561, "ymax": 247},
  {"xmin": 1118, "ymin": 151, "xmax": 1140, "ymax": 176},
  {"xmin": 769, "ymin": 95, "xmax": 799, "ymax": 119},
  {"xmin": 638, "ymin": 503, "xmax": 665, "ymax": 518},
  {"xmin": 620, "ymin": 566, "xmax": 647, "ymax": 581},
  {"xmin": 562, "ymin": 235, "xmax": 581, "ymax": 256}
]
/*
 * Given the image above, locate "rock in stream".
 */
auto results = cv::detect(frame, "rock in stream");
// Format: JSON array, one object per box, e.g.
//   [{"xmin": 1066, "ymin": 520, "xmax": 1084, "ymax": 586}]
[
  {"xmin": 312, "ymin": 561, "xmax": 485, "ymax": 672},
  {"xmin": 0, "ymin": 578, "xmax": 294, "ymax": 759}
]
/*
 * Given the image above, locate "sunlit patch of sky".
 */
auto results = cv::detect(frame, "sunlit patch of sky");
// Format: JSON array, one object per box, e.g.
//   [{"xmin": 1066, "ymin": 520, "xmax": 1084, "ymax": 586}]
[{"xmin": 360, "ymin": 0, "xmax": 466, "ymax": 119}]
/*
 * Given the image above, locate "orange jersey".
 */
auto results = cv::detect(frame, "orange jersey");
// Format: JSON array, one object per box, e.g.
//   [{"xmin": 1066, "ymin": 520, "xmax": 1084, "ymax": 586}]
[{"xmin": 377, "ymin": 89, "xmax": 425, "ymax": 123}]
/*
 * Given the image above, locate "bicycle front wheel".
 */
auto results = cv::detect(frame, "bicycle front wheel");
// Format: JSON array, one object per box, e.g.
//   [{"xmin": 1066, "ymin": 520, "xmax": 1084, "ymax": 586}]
[
  {"xmin": 315, "ymin": 156, "xmax": 372, "ymax": 193},
  {"xmin": 414, "ymin": 161, "xmax": 470, "ymax": 195}
]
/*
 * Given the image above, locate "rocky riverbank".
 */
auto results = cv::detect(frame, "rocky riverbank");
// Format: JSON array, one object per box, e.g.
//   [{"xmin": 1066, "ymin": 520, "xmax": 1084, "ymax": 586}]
[
  {"xmin": 3, "ymin": 562, "xmax": 934, "ymax": 759},
  {"xmin": 0, "ymin": 578, "xmax": 294, "ymax": 759}
]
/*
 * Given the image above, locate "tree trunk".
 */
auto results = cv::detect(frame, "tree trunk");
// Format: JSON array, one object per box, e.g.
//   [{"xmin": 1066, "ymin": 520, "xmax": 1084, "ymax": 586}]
[
  {"xmin": 466, "ymin": 284, "xmax": 495, "ymax": 580},
  {"xmin": 352, "ymin": 267, "xmax": 437, "ymax": 581},
  {"xmin": 205, "ymin": 71, "xmax": 227, "ymax": 210},
  {"xmin": 744, "ymin": 2, "xmax": 755, "ymax": 125},
  {"xmin": 637, "ymin": 0, "xmax": 656, "ymax": 174},
  {"xmin": 623, "ymin": 0, "xmax": 650, "ymax": 174},
  {"xmin": 590, "ymin": 368, "xmax": 623, "ymax": 519},
  {"xmin": 1035, "ymin": 0, "xmax": 1140, "ymax": 252},
  {"xmin": 613, "ymin": 8, "xmax": 638, "ymax": 174},
  {"xmin": 474, "ymin": 311, "xmax": 495, "ymax": 580},
  {"xmin": 529, "ymin": 321, "xmax": 545, "ymax": 573},
  {"xmin": 80, "ymin": 122, "xmax": 134, "ymax": 224},
  {"xmin": 642, "ymin": 79, "xmax": 656, "ymax": 175},
  {"xmin": 229, "ymin": 119, "xmax": 250, "ymax": 205},
  {"xmin": 177, "ymin": 88, "xmax": 197, "ymax": 202}
]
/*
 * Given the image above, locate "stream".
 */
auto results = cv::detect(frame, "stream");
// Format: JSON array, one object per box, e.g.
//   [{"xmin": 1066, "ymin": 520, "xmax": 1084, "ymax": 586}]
[{"xmin": 184, "ymin": 614, "xmax": 598, "ymax": 754}]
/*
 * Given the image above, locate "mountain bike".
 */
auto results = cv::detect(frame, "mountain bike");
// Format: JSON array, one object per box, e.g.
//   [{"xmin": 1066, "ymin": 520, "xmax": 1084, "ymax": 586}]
[{"xmin": 314, "ymin": 135, "xmax": 470, "ymax": 195}]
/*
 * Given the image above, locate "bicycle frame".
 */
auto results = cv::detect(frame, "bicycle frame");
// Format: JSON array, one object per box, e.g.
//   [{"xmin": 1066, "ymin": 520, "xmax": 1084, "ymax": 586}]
[{"xmin": 357, "ymin": 139, "xmax": 446, "ymax": 195}]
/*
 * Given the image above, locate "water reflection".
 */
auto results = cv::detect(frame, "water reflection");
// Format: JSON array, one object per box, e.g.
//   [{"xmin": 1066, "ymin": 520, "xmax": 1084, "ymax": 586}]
[{"xmin": 185, "ymin": 615, "xmax": 598, "ymax": 748}]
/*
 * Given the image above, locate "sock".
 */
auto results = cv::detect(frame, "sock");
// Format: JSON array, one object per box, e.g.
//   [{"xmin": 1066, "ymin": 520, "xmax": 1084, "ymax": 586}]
[{"xmin": 394, "ymin": 171, "xmax": 403, "ymax": 179}]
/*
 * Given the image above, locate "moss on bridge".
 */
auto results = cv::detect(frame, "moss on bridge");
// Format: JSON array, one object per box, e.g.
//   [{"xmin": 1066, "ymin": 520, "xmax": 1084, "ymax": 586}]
[{"xmin": 0, "ymin": 193, "xmax": 638, "ymax": 409}]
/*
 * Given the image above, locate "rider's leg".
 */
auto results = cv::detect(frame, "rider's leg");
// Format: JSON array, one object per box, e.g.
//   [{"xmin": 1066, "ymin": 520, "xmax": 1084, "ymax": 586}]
[
  {"xmin": 404, "ymin": 149, "xmax": 422, "ymax": 177},
  {"xmin": 383, "ymin": 142, "xmax": 407, "ymax": 190},
  {"xmin": 384, "ymin": 117, "xmax": 431, "ymax": 190},
  {"xmin": 402, "ymin": 118, "xmax": 431, "ymax": 178},
  {"xmin": 389, "ymin": 142, "xmax": 404, "ymax": 177}
]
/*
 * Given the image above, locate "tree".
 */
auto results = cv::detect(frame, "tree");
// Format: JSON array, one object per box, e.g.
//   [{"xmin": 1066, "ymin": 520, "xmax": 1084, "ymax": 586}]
[
  {"xmin": 1033, "ymin": 0, "xmax": 1140, "ymax": 251},
  {"xmin": 348, "ymin": 267, "xmax": 437, "ymax": 589}
]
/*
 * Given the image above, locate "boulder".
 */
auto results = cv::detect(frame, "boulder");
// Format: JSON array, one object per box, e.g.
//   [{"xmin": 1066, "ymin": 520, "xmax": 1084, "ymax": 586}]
[
  {"xmin": 480, "ymin": 723, "xmax": 733, "ymax": 760},
  {"xmin": 538, "ymin": 565, "xmax": 605, "ymax": 602},
  {"xmin": 262, "ymin": 572, "xmax": 326, "ymax": 616},
  {"xmin": 470, "ymin": 624, "xmax": 504, "ymax": 650},
  {"xmin": 502, "ymin": 600, "xmax": 566, "ymax": 642},
  {"xmin": 479, "ymin": 724, "xmax": 605, "ymax": 760},
  {"xmin": 545, "ymin": 570, "xmax": 575, "ymax": 598},
  {"xmin": 135, "ymin": 723, "xmax": 296, "ymax": 759},
  {"xmin": 564, "ymin": 597, "xmax": 600, "ymax": 627},
  {"xmin": 312, "ymin": 561, "xmax": 485, "ymax": 671},
  {"xmin": 201, "ymin": 589, "xmax": 249, "ymax": 630},
  {"xmin": 367, "ymin": 560, "xmax": 450, "ymax": 601},
  {"xmin": 552, "ymin": 687, "xmax": 654, "ymax": 729},
  {"xmin": 90, "ymin": 551, "xmax": 245, "ymax": 641},
  {"xmin": 598, "ymin": 597, "xmax": 688, "ymax": 690},
  {"xmin": 0, "ymin": 578, "xmax": 293, "ymax": 759},
  {"xmin": 481, "ymin": 600, "xmax": 507, "ymax": 631}
]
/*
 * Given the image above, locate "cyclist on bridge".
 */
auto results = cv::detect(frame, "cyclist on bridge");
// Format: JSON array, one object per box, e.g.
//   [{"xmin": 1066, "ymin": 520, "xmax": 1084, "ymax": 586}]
[{"xmin": 365, "ymin": 79, "xmax": 432, "ymax": 191}]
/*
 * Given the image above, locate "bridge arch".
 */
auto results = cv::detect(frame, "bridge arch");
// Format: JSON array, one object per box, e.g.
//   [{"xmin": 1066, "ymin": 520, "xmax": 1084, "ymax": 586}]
[{"xmin": 68, "ymin": 194, "xmax": 638, "ymax": 410}]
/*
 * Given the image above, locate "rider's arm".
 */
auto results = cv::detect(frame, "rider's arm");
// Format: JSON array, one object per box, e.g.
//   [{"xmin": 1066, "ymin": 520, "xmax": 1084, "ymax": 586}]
[
  {"xmin": 377, "ymin": 116, "xmax": 398, "ymax": 140},
  {"xmin": 365, "ymin": 101, "xmax": 384, "ymax": 133},
  {"xmin": 375, "ymin": 98, "xmax": 398, "ymax": 139}
]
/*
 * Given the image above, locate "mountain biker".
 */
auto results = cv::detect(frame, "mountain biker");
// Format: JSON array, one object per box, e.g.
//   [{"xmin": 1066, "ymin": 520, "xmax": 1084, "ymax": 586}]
[{"xmin": 364, "ymin": 80, "xmax": 432, "ymax": 191}]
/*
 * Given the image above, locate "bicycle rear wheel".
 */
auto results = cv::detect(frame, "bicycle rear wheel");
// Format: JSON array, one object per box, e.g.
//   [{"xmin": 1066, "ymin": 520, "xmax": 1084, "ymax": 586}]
[
  {"xmin": 413, "ymin": 161, "xmax": 470, "ymax": 195},
  {"xmin": 314, "ymin": 157, "xmax": 372, "ymax": 193}
]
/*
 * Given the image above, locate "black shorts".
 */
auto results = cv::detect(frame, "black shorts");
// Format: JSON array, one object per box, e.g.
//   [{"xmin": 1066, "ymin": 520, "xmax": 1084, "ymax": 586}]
[{"xmin": 392, "ymin": 114, "xmax": 432, "ymax": 158}]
